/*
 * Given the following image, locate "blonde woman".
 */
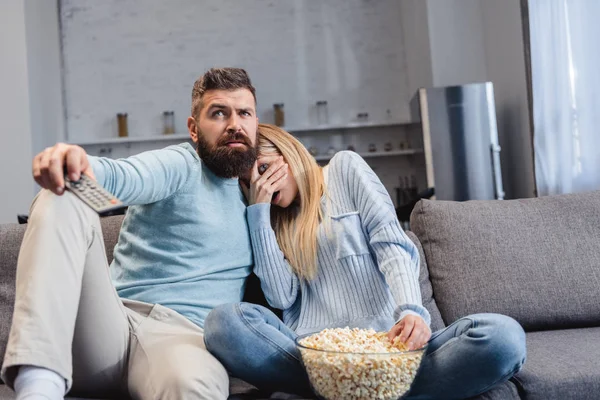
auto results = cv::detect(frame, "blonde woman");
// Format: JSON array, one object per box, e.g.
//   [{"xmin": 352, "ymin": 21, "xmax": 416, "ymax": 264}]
[{"xmin": 204, "ymin": 124, "xmax": 526, "ymax": 398}]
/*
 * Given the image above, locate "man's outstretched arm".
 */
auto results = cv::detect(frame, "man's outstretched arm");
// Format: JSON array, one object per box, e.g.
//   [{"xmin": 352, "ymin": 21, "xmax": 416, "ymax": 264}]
[{"xmin": 32, "ymin": 142, "xmax": 195, "ymax": 205}]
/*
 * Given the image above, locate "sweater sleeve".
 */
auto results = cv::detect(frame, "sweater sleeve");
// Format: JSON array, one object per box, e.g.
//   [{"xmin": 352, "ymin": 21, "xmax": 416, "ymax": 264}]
[
  {"xmin": 328, "ymin": 151, "xmax": 431, "ymax": 326},
  {"xmin": 88, "ymin": 143, "xmax": 196, "ymax": 206},
  {"xmin": 246, "ymin": 203, "xmax": 300, "ymax": 310}
]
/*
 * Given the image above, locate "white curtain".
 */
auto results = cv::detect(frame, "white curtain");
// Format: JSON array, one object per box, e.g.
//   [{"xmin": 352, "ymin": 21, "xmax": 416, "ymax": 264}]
[{"xmin": 528, "ymin": 0, "xmax": 600, "ymax": 196}]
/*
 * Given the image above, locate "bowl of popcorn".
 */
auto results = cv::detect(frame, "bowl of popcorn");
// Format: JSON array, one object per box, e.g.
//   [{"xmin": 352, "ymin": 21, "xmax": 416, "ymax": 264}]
[{"xmin": 296, "ymin": 327, "xmax": 426, "ymax": 400}]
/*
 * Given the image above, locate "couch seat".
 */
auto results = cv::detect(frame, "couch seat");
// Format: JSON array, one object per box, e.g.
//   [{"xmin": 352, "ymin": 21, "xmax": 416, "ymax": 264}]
[{"xmin": 514, "ymin": 327, "xmax": 600, "ymax": 400}]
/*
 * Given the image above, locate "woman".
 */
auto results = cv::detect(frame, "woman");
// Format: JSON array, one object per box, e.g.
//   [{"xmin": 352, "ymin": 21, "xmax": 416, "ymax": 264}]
[{"xmin": 204, "ymin": 124, "xmax": 526, "ymax": 398}]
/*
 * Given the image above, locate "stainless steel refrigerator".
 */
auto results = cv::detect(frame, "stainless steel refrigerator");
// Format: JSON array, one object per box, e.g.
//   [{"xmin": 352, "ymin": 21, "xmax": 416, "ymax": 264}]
[{"xmin": 411, "ymin": 82, "xmax": 504, "ymax": 201}]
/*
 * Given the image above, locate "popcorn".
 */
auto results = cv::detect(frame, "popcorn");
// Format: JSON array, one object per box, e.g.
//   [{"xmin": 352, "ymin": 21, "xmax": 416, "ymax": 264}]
[{"xmin": 298, "ymin": 327, "xmax": 424, "ymax": 400}]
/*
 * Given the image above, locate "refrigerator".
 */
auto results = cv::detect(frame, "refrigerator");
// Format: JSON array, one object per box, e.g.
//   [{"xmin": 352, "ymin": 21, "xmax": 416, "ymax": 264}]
[{"xmin": 411, "ymin": 82, "xmax": 504, "ymax": 201}]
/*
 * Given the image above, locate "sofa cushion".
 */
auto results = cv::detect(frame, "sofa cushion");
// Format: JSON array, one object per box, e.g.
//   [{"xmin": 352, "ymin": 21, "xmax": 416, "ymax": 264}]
[
  {"xmin": 100, "ymin": 215, "xmax": 125, "ymax": 265},
  {"xmin": 405, "ymin": 231, "xmax": 445, "ymax": 332},
  {"xmin": 410, "ymin": 191, "xmax": 600, "ymax": 330},
  {"xmin": 513, "ymin": 327, "xmax": 600, "ymax": 400},
  {"xmin": 0, "ymin": 223, "xmax": 26, "ymax": 373}
]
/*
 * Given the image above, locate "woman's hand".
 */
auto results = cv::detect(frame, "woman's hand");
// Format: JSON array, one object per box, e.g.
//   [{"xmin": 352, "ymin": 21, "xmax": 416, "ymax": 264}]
[
  {"xmin": 242, "ymin": 156, "xmax": 288, "ymax": 205},
  {"xmin": 387, "ymin": 315, "xmax": 431, "ymax": 350}
]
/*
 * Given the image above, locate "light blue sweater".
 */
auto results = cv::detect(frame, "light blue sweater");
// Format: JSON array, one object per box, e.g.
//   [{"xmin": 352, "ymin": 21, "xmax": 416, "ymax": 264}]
[
  {"xmin": 89, "ymin": 143, "xmax": 252, "ymax": 329},
  {"xmin": 247, "ymin": 151, "xmax": 430, "ymax": 336}
]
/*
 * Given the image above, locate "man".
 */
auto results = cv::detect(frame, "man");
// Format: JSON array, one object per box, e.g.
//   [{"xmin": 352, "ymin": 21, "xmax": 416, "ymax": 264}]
[{"xmin": 1, "ymin": 68, "xmax": 270, "ymax": 400}]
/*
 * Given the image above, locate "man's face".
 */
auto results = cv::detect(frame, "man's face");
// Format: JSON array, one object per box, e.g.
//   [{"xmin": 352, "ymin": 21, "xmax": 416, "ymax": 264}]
[{"xmin": 187, "ymin": 88, "xmax": 258, "ymax": 178}]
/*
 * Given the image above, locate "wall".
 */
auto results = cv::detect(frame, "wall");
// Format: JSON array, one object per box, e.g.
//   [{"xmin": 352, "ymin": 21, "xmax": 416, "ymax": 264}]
[
  {"xmin": 399, "ymin": 0, "xmax": 434, "ymax": 96},
  {"xmin": 0, "ymin": 0, "xmax": 65, "ymax": 224},
  {"xmin": 1, "ymin": 0, "xmax": 535, "ymax": 220},
  {"xmin": 0, "ymin": 1, "xmax": 34, "ymax": 224},
  {"xmin": 58, "ymin": 0, "xmax": 538, "ymax": 199},
  {"xmin": 480, "ymin": 0, "xmax": 536, "ymax": 199},
  {"xmin": 426, "ymin": 0, "xmax": 488, "ymax": 87},
  {"xmin": 24, "ymin": 0, "xmax": 66, "ymax": 155},
  {"xmin": 60, "ymin": 0, "xmax": 412, "ymax": 142},
  {"xmin": 424, "ymin": 0, "xmax": 535, "ymax": 198}
]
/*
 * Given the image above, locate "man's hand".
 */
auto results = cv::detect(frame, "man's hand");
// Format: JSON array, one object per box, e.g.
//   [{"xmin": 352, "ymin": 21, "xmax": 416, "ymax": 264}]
[
  {"xmin": 388, "ymin": 315, "xmax": 431, "ymax": 350},
  {"xmin": 32, "ymin": 143, "xmax": 95, "ymax": 195}
]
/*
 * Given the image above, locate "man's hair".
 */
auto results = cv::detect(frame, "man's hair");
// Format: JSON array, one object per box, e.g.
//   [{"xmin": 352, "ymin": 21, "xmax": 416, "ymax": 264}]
[{"xmin": 191, "ymin": 67, "xmax": 256, "ymax": 118}]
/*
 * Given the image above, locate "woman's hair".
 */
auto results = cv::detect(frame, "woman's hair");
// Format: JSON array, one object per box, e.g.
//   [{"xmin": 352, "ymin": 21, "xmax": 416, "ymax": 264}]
[{"xmin": 257, "ymin": 123, "xmax": 325, "ymax": 280}]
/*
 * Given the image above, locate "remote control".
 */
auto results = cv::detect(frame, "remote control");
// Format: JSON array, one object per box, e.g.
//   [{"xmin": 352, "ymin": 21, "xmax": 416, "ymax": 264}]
[{"xmin": 64, "ymin": 172, "xmax": 126, "ymax": 216}]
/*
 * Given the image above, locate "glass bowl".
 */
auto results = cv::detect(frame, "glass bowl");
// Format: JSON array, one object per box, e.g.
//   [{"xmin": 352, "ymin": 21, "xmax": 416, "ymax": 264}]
[{"xmin": 296, "ymin": 335, "xmax": 426, "ymax": 400}]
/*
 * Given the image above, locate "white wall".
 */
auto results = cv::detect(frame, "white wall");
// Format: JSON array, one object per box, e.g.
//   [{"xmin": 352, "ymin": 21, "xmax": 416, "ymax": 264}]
[
  {"xmin": 0, "ymin": 0, "xmax": 35, "ymax": 224},
  {"xmin": 426, "ymin": 0, "xmax": 488, "ymax": 87},
  {"xmin": 24, "ymin": 0, "xmax": 66, "ymax": 155},
  {"xmin": 0, "ymin": 0, "xmax": 65, "ymax": 224},
  {"xmin": 399, "ymin": 0, "xmax": 434, "ymax": 96},
  {"xmin": 60, "ymin": 0, "xmax": 412, "ymax": 142},
  {"xmin": 1, "ymin": 0, "xmax": 535, "ymax": 218},
  {"xmin": 424, "ymin": 0, "xmax": 535, "ymax": 199}
]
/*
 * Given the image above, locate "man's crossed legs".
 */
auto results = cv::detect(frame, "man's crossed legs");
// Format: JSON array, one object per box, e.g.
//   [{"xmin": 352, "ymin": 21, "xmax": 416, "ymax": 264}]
[{"xmin": 1, "ymin": 190, "xmax": 228, "ymax": 400}]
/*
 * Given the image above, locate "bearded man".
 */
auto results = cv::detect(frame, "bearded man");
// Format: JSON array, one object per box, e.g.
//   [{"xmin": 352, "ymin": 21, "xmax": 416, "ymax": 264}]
[{"xmin": 1, "ymin": 68, "xmax": 263, "ymax": 400}]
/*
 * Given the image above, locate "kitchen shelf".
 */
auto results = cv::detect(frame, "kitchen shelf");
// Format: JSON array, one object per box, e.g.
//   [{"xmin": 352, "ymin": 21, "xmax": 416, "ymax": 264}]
[
  {"xmin": 71, "ymin": 120, "xmax": 417, "ymax": 146},
  {"xmin": 73, "ymin": 133, "xmax": 191, "ymax": 146},
  {"xmin": 314, "ymin": 148, "xmax": 423, "ymax": 162},
  {"xmin": 284, "ymin": 119, "xmax": 416, "ymax": 134}
]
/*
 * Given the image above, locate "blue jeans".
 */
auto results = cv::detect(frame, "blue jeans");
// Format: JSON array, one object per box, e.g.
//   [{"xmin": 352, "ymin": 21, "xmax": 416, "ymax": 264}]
[{"xmin": 204, "ymin": 303, "xmax": 526, "ymax": 399}]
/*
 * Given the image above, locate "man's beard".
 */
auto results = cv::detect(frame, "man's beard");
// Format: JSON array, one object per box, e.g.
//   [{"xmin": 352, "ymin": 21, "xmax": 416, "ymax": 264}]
[{"xmin": 196, "ymin": 131, "xmax": 257, "ymax": 179}]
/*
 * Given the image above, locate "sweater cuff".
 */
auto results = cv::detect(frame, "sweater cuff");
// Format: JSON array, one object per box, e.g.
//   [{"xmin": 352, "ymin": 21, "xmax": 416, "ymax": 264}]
[
  {"xmin": 247, "ymin": 203, "xmax": 272, "ymax": 230},
  {"xmin": 394, "ymin": 305, "xmax": 432, "ymax": 327}
]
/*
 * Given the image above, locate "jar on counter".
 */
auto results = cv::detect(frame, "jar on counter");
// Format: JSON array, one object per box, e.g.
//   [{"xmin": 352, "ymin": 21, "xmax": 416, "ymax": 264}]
[
  {"xmin": 163, "ymin": 111, "xmax": 175, "ymax": 135},
  {"xmin": 273, "ymin": 103, "xmax": 285, "ymax": 127},
  {"xmin": 117, "ymin": 113, "xmax": 128, "ymax": 137}
]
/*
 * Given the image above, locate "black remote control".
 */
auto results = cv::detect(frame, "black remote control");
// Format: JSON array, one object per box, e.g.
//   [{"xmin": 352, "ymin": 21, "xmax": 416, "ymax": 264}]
[{"xmin": 64, "ymin": 173, "xmax": 126, "ymax": 216}]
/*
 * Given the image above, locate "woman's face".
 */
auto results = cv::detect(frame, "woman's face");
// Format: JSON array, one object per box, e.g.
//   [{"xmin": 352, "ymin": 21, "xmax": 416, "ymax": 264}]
[{"xmin": 257, "ymin": 153, "xmax": 299, "ymax": 208}]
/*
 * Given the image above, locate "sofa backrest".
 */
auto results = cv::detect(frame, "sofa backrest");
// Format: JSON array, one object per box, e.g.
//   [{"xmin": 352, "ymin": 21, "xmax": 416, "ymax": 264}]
[
  {"xmin": 0, "ymin": 223, "xmax": 26, "ymax": 371},
  {"xmin": 101, "ymin": 215, "xmax": 126, "ymax": 264},
  {"xmin": 405, "ymin": 231, "xmax": 446, "ymax": 332},
  {"xmin": 0, "ymin": 211, "xmax": 447, "ymax": 365},
  {"xmin": 410, "ymin": 190, "xmax": 600, "ymax": 332}
]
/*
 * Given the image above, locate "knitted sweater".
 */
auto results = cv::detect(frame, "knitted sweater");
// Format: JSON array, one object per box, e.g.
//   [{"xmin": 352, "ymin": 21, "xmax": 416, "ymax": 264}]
[
  {"xmin": 246, "ymin": 151, "xmax": 430, "ymax": 336},
  {"xmin": 90, "ymin": 142, "xmax": 252, "ymax": 328}
]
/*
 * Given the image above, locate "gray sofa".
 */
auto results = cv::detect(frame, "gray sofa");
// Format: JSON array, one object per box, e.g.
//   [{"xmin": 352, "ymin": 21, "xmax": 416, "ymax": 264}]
[{"xmin": 1, "ymin": 190, "xmax": 600, "ymax": 399}]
